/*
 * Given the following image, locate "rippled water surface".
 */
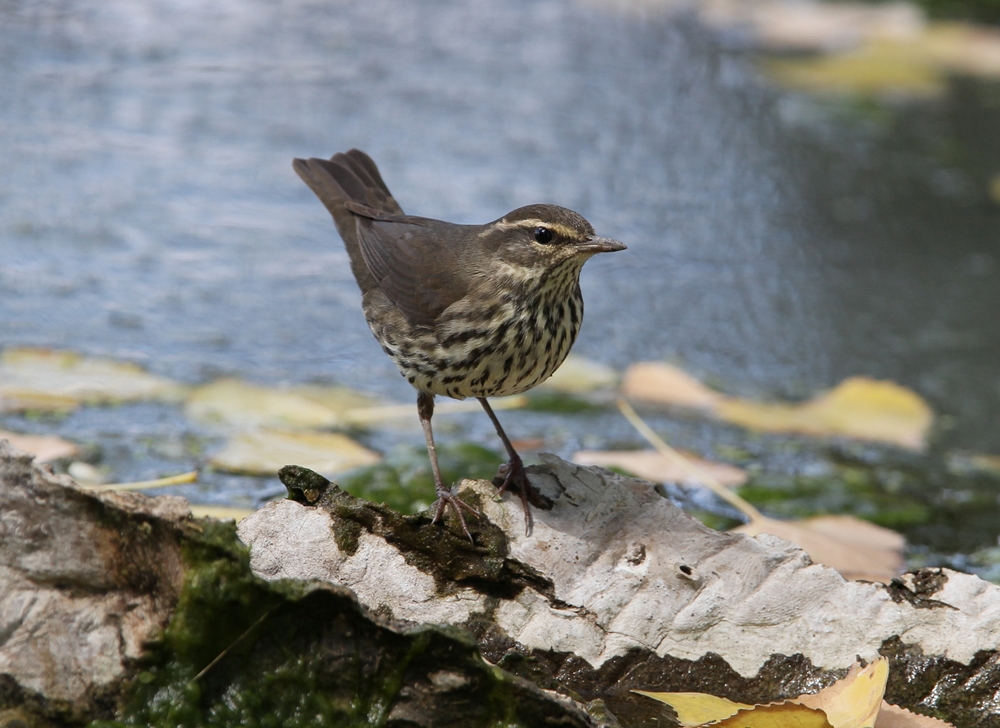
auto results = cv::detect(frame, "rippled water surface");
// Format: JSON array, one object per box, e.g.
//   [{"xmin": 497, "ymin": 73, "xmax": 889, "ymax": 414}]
[{"xmin": 1, "ymin": 1, "xmax": 998, "ymax": 469}]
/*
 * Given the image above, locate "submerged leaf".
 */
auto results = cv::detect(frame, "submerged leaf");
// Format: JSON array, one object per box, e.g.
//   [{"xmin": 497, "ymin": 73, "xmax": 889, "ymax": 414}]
[
  {"xmin": 621, "ymin": 362, "xmax": 723, "ymax": 411},
  {"xmin": 185, "ymin": 378, "xmax": 380, "ymax": 431},
  {"xmin": 623, "ymin": 365, "xmax": 932, "ymax": 450},
  {"xmin": 0, "ymin": 430, "xmax": 79, "ymax": 462},
  {"xmin": 717, "ymin": 377, "xmax": 932, "ymax": 450},
  {"xmin": 210, "ymin": 430, "xmax": 381, "ymax": 478},
  {"xmin": 0, "ymin": 348, "xmax": 185, "ymax": 411},
  {"xmin": 573, "ymin": 449, "xmax": 747, "ymax": 487},
  {"xmin": 537, "ymin": 354, "xmax": 619, "ymax": 394},
  {"xmin": 736, "ymin": 515, "xmax": 904, "ymax": 582},
  {"xmin": 189, "ymin": 505, "xmax": 256, "ymax": 521}
]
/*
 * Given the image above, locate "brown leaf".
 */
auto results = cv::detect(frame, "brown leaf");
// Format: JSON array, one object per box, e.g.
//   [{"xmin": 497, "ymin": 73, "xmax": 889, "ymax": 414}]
[
  {"xmin": 621, "ymin": 362, "xmax": 723, "ymax": 411},
  {"xmin": 795, "ymin": 658, "xmax": 888, "ymax": 727},
  {"xmin": 636, "ymin": 657, "xmax": 887, "ymax": 728},
  {"xmin": 209, "ymin": 429, "xmax": 381, "ymax": 478},
  {"xmin": 572, "ymin": 449, "xmax": 747, "ymax": 487},
  {"xmin": 736, "ymin": 515, "xmax": 904, "ymax": 583},
  {"xmin": 717, "ymin": 377, "xmax": 933, "ymax": 450},
  {"xmin": 0, "ymin": 430, "xmax": 79, "ymax": 462},
  {"xmin": 875, "ymin": 702, "xmax": 957, "ymax": 728}
]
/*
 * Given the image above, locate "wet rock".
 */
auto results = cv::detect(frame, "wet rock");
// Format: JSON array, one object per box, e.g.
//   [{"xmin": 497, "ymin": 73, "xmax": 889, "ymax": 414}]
[
  {"xmin": 240, "ymin": 454, "xmax": 1000, "ymax": 727},
  {"xmin": 0, "ymin": 441, "xmax": 602, "ymax": 727},
  {"xmin": 0, "ymin": 439, "xmax": 188, "ymax": 723}
]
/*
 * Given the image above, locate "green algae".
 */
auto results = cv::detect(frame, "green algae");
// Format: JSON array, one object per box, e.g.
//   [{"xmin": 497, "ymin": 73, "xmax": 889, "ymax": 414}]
[
  {"xmin": 737, "ymin": 466, "xmax": 932, "ymax": 529},
  {"xmin": 338, "ymin": 443, "xmax": 504, "ymax": 515},
  {"xmin": 85, "ymin": 502, "xmax": 571, "ymax": 728}
]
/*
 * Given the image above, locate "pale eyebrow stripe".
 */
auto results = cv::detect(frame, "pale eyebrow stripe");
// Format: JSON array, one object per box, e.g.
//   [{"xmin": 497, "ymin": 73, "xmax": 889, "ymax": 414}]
[{"xmin": 485, "ymin": 219, "xmax": 582, "ymax": 238}]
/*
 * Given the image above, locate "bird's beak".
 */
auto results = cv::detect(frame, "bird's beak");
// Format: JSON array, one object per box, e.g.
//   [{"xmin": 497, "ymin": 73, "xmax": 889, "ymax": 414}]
[{"xmin": 577, "ymin": 236, "xmax": 627, "ymax": 254}]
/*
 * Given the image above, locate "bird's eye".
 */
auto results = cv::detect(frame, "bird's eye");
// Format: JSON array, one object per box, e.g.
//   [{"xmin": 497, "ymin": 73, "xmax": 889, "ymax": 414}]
[{"xmin": 533, "ymin": 227, "xmax": 553, "ymax": 245}]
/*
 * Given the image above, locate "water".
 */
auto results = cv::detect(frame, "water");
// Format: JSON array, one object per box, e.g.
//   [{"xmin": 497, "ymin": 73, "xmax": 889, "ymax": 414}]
[{"xmin": 1, "ymin": 1, "xmax": 998, "ymax": 509}]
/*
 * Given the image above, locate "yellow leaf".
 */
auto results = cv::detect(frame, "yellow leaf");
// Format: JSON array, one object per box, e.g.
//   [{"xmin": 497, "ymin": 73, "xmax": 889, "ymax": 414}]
[
  {"xmin": 795, "ymin": 658, "xmax": 888, "ymax": 728},
  {"xmin": 763, "ymin": 39, "xmax": 945, "ymax": 97},
  {"xmin": 189, "ymin": 505, "xmax": 255, "ymax": 521},
  {"xmin": 622, "ymin": 366, "xmax": 932, "ymax": 451},
  {"xmin": 0, "ymin": 430, "xmax": 79, "ymax": 462},
  {"xmin": 537, "ymin": 354, "xmax": 619, "ymax": 394},
  {"xmin": 713, "ymin": 702, "xmax": 834, "ymax": 727},
  {"xmin": 875, "ymin": 701, "xmax": 957, "ymax": 727},
  {"xmin": 717, "ymin": 377, "xmax": 933, "ymax": 450},
  {"xmin": 0, "ymin": 348, "xmax": 185, "ymax": 410},
  {"xmin": 572, "ymin": 449, "xmax": 747, "ymax": 487},
  {"xmin": 736, "ymin": 515, "xmax": 904, "ymax": 583},
  {"xmin": 631, "ymin": 691, "xmax": 753, "ymax": 725},
  {"xmin": 185, "ymin": 378, "xmax": 367, "ymax": 431},
  {"xmin": 210, "ymin": 429, "xmax": 381, "ymax": 478},
  {"xmin": 989, "ymin": 175, "xmax": 1000, "ymax": 206},
  {"xmin": 621, "ymin": 362, "xmax": 723, "ymax": 411},
  {"xmin": 635, "ymin": 658, "xmax": 888, "ymax": 728}
]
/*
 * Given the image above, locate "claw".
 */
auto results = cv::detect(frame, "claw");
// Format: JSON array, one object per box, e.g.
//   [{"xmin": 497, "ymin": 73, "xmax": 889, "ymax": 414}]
[
  {"xmin": 430, "ymin": 489, "xmax": 480, "ymax": 544},
  {"xmin": 493, "ymin": 454, "xmax": 533, "ymax": 535}
]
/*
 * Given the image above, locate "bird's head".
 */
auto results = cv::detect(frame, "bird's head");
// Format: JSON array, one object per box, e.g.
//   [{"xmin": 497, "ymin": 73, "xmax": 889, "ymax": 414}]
[{"xmin": 480, "ymin": 204, "xmax": 625, "ymax": 275}]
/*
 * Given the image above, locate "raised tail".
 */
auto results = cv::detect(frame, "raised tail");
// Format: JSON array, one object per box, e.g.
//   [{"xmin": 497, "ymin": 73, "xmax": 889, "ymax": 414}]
[{"xmin": 292, "ymin": 149, "xmax": 403, "ymax": 292}]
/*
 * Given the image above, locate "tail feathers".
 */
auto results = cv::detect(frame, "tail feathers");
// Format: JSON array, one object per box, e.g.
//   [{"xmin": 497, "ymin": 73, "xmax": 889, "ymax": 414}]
[
  {"xmin": 292, "ymin": 149, "xmax": 403, "ymax": 222},
  {"xmin": 293, "ymin": 149, "xmax": 400, "ymax": 293}
]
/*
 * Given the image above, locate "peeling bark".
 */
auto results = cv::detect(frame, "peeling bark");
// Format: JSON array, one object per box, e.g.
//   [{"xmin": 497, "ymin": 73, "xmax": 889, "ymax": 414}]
[
  {"xmin": 3, "ymin": 438, "xmax": 1000, "ymax": 727},
  {"xmin": 240, "ymin": 455, "xmax": 1000, "ymax": 727}
]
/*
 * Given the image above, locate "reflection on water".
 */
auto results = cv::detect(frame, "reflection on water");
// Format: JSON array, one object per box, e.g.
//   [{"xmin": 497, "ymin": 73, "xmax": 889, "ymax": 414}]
[{"xmin": 0, "ymin": 1, "xmax": 997, "ymax": 454}]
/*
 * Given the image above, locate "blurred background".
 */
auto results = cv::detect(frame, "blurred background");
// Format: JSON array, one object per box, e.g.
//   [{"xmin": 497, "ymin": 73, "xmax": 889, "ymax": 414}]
[{"xmin": 1, "ymin": 0, "xmax": 998, "ymax": 572}]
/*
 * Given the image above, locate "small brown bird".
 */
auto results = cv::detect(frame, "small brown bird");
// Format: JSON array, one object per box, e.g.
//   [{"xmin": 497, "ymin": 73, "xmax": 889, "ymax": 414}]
[{"xmin": 293, "ymin": 150, "xmax": 625, "ymax": 539}]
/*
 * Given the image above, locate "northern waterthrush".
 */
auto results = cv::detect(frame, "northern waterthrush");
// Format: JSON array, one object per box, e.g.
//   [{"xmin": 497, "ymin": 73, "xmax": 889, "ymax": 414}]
[{"xmin": 293, "ymin": 150, "xmax": 625, "ymax": 540}]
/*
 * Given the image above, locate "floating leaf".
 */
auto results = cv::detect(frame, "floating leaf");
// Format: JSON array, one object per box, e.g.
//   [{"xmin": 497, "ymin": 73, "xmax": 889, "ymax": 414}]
[
  {"xmin": 699, "ymin": 1, "xmax": 923, "ymax": 53},
  {"xmin": 189, "ymin": 505, "xmax": 256, "ymax": 521},
  {"xmin": 186, "ymin": 379, "xmax": 331, "ymax": 430},
  {"xmin": 736, "ymin": 514, "xmax": 905, "ymax": 583},
  {"xmin": 621, "ymin": 362, "xmax": 722, "ymax": 411},
  {"xmin": 210, "ymin": 430, "xmax": 380, "ymax": 478},
  {"xmin": 537, "ymin": 354, "xmax": 619, "ymax": 394},
  {"xmin": 763, "ymin": 39, "xmax": 944, "ymax": 97},
  {"xmin": 0, "ymin": 430, "xmax": 79, "ymax": 462},
  {"xmin": 990, "ymin": 174, "xmax": 1000, "ymax": 205},
  {"xmin": 0, "ymin": 348, "xmax": 185, "ymax": 411},
  {"xmin": 921, "ymin": 22, "xmax": 1000, "ymax": 79},
  {"xmin": 617, "ymin": 402, "xmax": 904, "ymax": 581},
  {"xmin": 717, "ymin": 377, "xmax": 932, "ymax": 450},
  {"xmin": 573, "ymin": 449, "xmax": 747, "ymax": 487}
]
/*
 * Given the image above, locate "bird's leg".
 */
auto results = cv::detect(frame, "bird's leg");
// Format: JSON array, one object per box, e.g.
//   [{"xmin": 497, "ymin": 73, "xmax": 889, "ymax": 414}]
[
  {"xmin": 418, "ymin": 391, "xmax": 477, "ymax": 542},
  {"xmin": 477, "ymin": 397, "xmax": 533, "ymax": 533}
]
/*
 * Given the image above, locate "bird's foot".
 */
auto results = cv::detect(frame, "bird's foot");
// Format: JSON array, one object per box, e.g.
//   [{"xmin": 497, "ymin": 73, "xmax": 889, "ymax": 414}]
[
  {"xmin": 494, "ymin": 454, "xmax": 536, "ymax": 534},
  {"xmin": 430, "ymin": 487, "xmax": 480, "ymax": 544}
]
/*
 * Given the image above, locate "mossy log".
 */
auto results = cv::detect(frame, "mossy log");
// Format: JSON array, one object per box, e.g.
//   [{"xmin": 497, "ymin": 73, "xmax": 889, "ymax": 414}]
[{"xmin": 2, "ymin": 440, "xmax": 1000, "ymax": 727}]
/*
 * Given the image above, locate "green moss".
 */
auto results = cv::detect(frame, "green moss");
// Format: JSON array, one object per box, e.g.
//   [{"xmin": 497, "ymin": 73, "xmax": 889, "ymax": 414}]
[
  {"xmin": 737, "ymin": 466, "xmax": 932, "ymax": 529},
  {"xmin": 338, "ymin": 443, "xmax": 504, "ymax": 514},
  {"xmin": 912, "ymin": 0, "xmax": 1000, "ymax": 23},
  {"xmin": 87, "ymin": 512, "xmax": 568, "ymax": 728},
  {"xmin": 522, "ymin": 392, "xmax": 601, "ymax": 413}
]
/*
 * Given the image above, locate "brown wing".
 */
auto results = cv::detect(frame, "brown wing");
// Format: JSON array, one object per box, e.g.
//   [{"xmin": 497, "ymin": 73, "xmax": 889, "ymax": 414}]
[
  {"xmin": 294, "ymin": 149, "xmax": 479, "ymax": 328},
  {"xmin": 353, "ymin": 213, "xmax": 477, "ymax": 328}
]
